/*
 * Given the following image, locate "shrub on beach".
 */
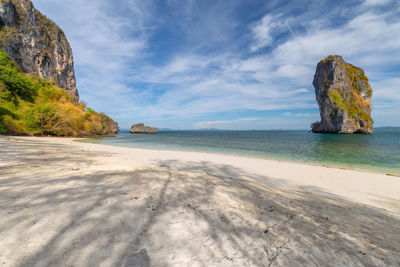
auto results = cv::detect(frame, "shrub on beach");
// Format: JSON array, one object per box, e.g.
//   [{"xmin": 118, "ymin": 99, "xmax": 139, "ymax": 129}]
[{"xmin": 0, "ymin": 50, "xmax": 118, "ymax": 136}]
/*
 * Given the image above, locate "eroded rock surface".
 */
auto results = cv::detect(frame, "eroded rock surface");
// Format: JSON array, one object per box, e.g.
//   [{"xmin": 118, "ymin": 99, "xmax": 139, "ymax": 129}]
[
  {"xmin": 130, "ymin": 123, "xmax": 158, "ymax": 134},
  {"xmin": 0, "ymin": 0, "xmax": 78, "ymax": 101},
  {"xmin": 312, "ymin": 55, "xmax": 373, "ymax": 134}
]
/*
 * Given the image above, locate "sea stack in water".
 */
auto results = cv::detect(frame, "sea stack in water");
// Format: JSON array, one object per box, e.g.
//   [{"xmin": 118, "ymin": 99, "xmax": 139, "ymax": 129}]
[
  {"xmin": 130, "ymin": 123, "xmax": 158, "ymax": 134},
  {"xmin": 311, "ymin": 55, "xmax": 373, "ymax": 134}
]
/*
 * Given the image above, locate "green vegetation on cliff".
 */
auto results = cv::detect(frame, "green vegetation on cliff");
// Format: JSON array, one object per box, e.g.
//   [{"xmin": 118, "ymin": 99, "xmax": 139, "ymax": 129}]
[
  {"xmin": 321, "ymin": 56, "xmax": 373, "ymax": 126},
  {"xmin": 0, "ymin": 26, "xmax": 19, "ymax": 46},
  {"xmin": 0, "ymin": 50, "xmax": 117, "ymax": 136}
]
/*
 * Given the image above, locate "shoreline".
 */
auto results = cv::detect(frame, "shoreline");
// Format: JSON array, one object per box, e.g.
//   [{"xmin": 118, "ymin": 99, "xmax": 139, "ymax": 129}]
[
  {"xmin": 88, "ymin": 140, "xmax": 400, "ymax": 178},
  {"xmin": 1, "ymin": 136, "xmax": 400, "ymax": 266},
  {"xmin": 83, "ymin": 137, "xmax": 400, "ymax": 177},
  {"xmin": 6, "ymin": 135, "xmax": 400, "ymax": 214},
  {"xmin": 82, "ymin": 131, "xmax": 400, "ymax": 177}
]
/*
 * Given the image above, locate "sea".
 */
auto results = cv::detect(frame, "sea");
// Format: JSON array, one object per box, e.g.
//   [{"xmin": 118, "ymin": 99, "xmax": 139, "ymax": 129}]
[{"xmin": 87, "ymin": 127, "xmax": 400, "ymax": 175}]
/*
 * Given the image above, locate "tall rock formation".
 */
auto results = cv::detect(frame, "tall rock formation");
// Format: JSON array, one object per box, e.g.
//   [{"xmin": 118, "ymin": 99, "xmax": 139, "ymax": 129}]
[
  {"xmin": 311, "ymin": 55, "xmax": 373, "ymax": 134},
  {"xmin": 0, "ymin": 0, "xmax": 78, "ymax": 101}
]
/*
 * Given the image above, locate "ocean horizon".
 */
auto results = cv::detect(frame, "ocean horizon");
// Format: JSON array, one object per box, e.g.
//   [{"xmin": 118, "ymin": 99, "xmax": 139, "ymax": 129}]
[{"xmin": 88, "ymin": 127, "xmax": 400, "ymax": 175}]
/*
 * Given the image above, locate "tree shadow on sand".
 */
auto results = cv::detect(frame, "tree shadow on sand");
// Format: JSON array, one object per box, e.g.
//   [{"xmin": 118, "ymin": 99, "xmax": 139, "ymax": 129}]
[{"xmin": 0, "ymin": 138, "xmax": 399, "ymax": 266}]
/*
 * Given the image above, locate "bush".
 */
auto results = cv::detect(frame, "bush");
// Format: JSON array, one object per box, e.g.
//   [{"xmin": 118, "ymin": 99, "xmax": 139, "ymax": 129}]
[
  {"xmin": 0, "ymin": 66, "xmax": 38, "ymax": 102},
  {"xmin": 0, "ymin": 49, "xmax": 118, "ymax": 136},
  {"xmin": 0, "ymin": 120, "xmax": 6, "ymax": 134}
]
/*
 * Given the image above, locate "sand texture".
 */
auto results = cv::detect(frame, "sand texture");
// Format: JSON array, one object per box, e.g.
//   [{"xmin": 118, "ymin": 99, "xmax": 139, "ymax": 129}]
[{"xmin": 0, "ymin": 136, "xmax": 399, "ymax": 266}]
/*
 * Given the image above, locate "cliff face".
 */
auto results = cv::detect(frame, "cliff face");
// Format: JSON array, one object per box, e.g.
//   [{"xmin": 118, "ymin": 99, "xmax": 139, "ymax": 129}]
[
  {"xmin": 0, "ymin": 0, "xmax": 119, "ymax": 136},
  {"xmin": 311, "ymin": 55, "xmax": 373, "ymax": 134},
  {"xmin": 0, "ymin": 0, "xmax": 78, "ymax": 101}
]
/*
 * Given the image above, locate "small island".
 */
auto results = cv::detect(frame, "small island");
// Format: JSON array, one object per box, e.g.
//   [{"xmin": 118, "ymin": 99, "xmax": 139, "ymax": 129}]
[
  {"xmin": 129, "ymin": 123, "xmax": 158, "ymax": 134},
  {"xmin": 311, "ymin": 55, "xmax": 373, "ymax": 134}
]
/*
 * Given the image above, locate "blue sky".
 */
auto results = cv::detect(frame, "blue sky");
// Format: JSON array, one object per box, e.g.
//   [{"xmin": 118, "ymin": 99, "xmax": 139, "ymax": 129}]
[{"xmin": 33, "ymin": 0, "xmax": 400, "ymax": 130}]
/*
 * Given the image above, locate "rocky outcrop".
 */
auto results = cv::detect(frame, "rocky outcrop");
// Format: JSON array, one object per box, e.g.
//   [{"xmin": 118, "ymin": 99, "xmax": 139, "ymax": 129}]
[
  {"xmin": 107, "ymin": 121, "xmax": 119, "ymax": 135},
  {"xmin": 311, "ymin": 55, "xmax": 373, "ymax": 134},
  {"xmin": 99, "ymin": 114, "xmax": 119, "ymax": 135},
  {"xmin": 130, "ymin": 123, "xmax": 158, "ymax": 134},
  {"xmin": 0, "ymin": 0, "xmax": 78, "ymax": 101}
]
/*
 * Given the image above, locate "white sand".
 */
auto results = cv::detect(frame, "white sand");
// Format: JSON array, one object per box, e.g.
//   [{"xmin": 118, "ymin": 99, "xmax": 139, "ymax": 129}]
[{"xmin": 0, "ymin": 136, "xmax": 399, "ymax": 266}]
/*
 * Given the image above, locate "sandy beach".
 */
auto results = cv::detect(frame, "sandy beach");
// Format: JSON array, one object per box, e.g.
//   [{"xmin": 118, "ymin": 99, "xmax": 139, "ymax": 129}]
[{"xmin": 0, "ymin": 136, "xmax": 399, "ymax": 266}]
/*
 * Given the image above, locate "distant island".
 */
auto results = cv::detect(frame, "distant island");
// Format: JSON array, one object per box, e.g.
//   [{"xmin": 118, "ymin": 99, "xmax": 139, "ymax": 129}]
[
  {"xmin": 0, "ymin": 0, "xmax": 118, "ymax": 136},
  {"xmin": 311, "ymin": 55, "xmax": 373, "ymax": 134},
  {"xmin": 130, "ymin": 123, "xmax": 158, "ymax": 134}
]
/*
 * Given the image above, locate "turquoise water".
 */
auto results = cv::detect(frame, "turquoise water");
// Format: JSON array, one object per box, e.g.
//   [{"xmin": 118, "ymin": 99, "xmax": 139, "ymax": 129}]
[{"xmin": 88, "ymin": 128, "xmax": 400, "ymax": 175}]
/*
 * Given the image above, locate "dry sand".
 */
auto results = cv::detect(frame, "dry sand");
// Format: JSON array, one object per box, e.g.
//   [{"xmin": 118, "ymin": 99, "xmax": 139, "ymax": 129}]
[{"xmin": 0, "ymin": 136, "xmax": 399, "ymax": 266}]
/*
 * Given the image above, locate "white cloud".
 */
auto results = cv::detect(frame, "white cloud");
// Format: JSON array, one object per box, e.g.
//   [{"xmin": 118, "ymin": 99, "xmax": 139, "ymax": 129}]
[
  {"xmin": 284, "ymin": 112, "xmax": 319, "ymax": 117},
  {"xmin": 194, "ymin": 116, "xmax": 317, "ymax": 130},
  {"xmin": 363, "ymin": 0, "xmax": 392, "ymax": 6},
  {"xmin": 271, "ymin": 11, "xmax": 400, "ymax": 73},
  {"xmin": 250, "ymin": 14, "xmax": 288, "ymax": 52},
  {"xmin": 194, "ymin": 117, "xmax": 262, "ymax": 129},
  {"xmin": 293, "ymin": 88, "xmax": 310, "ymax": 94},
  {"xmin": 124, "ymin": 7, "xmax": 400, "ymax": 120},
  {"xmin": 372, "ymin": 78, "xmax": 400, "ymax": 102},
  {"xmin": 34, "ymin": 0, "xmax": 150, "ymax": 112}
]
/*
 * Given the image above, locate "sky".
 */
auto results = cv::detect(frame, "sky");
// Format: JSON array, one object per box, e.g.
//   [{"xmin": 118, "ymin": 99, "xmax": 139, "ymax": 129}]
[{"xmin": 33, "ymin": 0, "xmax": 400, "ymax": 130}]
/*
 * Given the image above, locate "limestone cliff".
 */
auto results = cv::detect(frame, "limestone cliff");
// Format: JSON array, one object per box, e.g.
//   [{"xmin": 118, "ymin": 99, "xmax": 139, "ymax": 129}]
[
  {"xmin": 0, "ymin": 0, "xmax": 78, "ymax": 101},
  {"xmin": 311, "ymin": 55, "xmax": 373, "ymax": 134},
  {"xmin": 0, "ymin": 49, "xmax": 119, "ymax": 136}
]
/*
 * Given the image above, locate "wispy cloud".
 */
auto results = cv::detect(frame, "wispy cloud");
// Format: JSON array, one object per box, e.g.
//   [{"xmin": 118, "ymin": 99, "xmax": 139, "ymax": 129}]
[
  {"xmin": 250, "ymin": 14, "xmax": 287, "ymax": 52},
  {"xmin": 284, "ymin": 112, "xmax": 319, "ymax": 118},
  {"xmin": 194, "ymin": 117, "xmax": 262, "ymax": 129},
  {"xmin": 363, "ymin": 0, "xmax": 393, "ymax": 7}
]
